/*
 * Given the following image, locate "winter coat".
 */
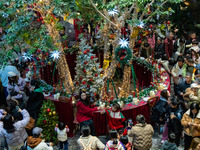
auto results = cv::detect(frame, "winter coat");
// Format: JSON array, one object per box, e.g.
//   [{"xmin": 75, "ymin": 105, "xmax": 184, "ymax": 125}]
[
  {"xmin": 166, "ymin": 106, "xmax": 183, "ymax": 134},
  {"xmin": 182, "ymin": 63, "xmax": 194, "ymax": 78},
  {"xmin": 164, "ymin": 38, "xmax": 174, "ymax": 59},
  {"xmin": 151, "ymin": 96, "xmax": 169, "ymax": 124},
  {"xmin": 183, "ymin": 88, "xmax": 194, "ymax": 102},
  {"xmin": 174, "ymin": 39, "xmax": 185, "ymax": 61},
  {"xmin": 26, "ymin": 87, "xmax": 44, "ymax": 120},
  {"xmin": 139, "ymin": 46, "xmax": 152, "ymax": 58},
  {"xmin": 154, "ymin": 44, "xmax": 165, "ymax": 59},
  {"xmin": 105, "ymin": 140, "xmax": 125, "ymax": 150},
  {"xmin": 55, "ymin": 127, "xmax": 69, "ymax": 142},
  {"xmin": 128, "ymin": 123, "xmax": 154, "ymax": 150},
  {"xmin": 1, "ymin": 65, "xmax": 20, "ymax": 87},
  {"xmin": 177, "ymin": 80, "xmax": 193, "ymax": 96},
  {"xmin": 27, "ymin": 136, "xmax": 53, "ymax": 150},
  {"xmin": 171, "ymin": 62, "xmax": 184, "ymax": 85},
  {"xmin": 181, "ymin": 109, "xmax": 200, "ymax": 137},
  {"xmin": 160, "ymin": 141, "xmax": 178, "ymax": 150},
  {"xmin": 76, "ymin": 101, "xmax": 98, "ymax": 123},
  {"xmin": 7, "ymin": 77, "xmax": 26, "ymax": 99},
  {"xmin": 106, "ymin": 109, "xmax": 125, "ymax": 130},
  {"xmin": 0, "ymin": 109, "xmax": 30, "ymax": 147},
  {"xmin": 77, "ymin": 135, "xmax": 105, "ymax": 150}
]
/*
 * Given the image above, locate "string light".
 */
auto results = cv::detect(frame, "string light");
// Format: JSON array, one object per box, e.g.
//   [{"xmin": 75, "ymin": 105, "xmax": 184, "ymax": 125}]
[
  {"xmin": 108, "ymin": 9, "xmax": 119, "ymax": 16},
  {"xmin": 22, "ymin": 52, "xmax": 32, "ymax": 61},
  {"xmin": 119, "ymin": 38, "xmax": 129, "ymax": 48},
  {"xmin": 50, "ymin": 51, "xmax": 61, "ymax": 60}
]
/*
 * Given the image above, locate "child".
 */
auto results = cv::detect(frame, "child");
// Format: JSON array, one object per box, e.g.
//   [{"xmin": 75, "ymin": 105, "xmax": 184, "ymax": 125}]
[
  {"xmin": 105, "ymin": 129, "xmax": 125, "ymax": 150},
  {"xmin": 122, "ymin": 119, "xmax": 133, "ymax": 136},
  {"xmin": 161, "ymin": 133, "xmax": 178, "ymax": 150},
  {"xmin": 55, "ymin": 122, "xmax": 69, "ymax": 150},
  {"xmin": 120, "ymin": 135, "xmax": 132, "ymax": 150},
  {"xmin": 101, "ymin": 103, "xmax": 125, "ymax": 132}
]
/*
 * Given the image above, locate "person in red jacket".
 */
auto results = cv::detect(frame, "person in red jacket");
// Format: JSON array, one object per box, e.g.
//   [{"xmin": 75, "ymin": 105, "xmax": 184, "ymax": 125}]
[
  {"xmin": 76, "ymin": 91, "xmax": 100, "ymax": 135},
  {"xmin": 164, "ymin": 31, "xmax": 174, "ymax": 61},
  {"xmin": 101, "ymin": 103, "xmax": 125, "ymax": 132}
]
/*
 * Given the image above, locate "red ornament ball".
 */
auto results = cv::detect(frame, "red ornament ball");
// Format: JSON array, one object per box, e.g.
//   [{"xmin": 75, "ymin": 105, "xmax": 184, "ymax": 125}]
[
  {"xmin": 36, "ymin": 57, "xmax": 40, "ymax": 61},
  {"xmin": 120, "ymin": 56, "xmax": 124, "ymax": 60},
  {"xmin": 40, "ymin": 17, "xmax": 43, "ymax": 21},
  {"xmin": 138, "ymin": 40, "xmax": 142, "ymax": 44},
  {"xmin": 83, "ymin": 51, "xmax": 87, "ymax": 54},
  {"xmin": 87, "ymin": 49, "xmax": 90, "ymax": 52},
  {"xmin": 83, "ymin": 69, "xmax": 86, "ymax": 73},
  {"xmin": 99, "ymin": 65, "xmax": 101, "ymax": 68},
  {"xmin": 41, "ymin": 62, "xmax": 44, "ymax": 65},
  {"xmin": 34, "ymin": 3, "xmax": 36, "ymax": 6},
  {"xmin": 47, "ymin": 108, "xmax": 50, "ymax": 112},
  {"xmin": 91, "ymin": 56, "xmax": 94, "ymax": 59},
  {"xmin": 167, "ymin": 21, "xmax": 171, "ymax": 25},
  {"xmin": 84, "ymin": 61, "xmax": 87, "ymax": 65},
  {"xmin": 82, "ymin": 81, "xmax": 86, "ymax": 84},
  {"xmin": 37, "ymin": 19, "xmax": 40, "ymax": 22},
  {"xmin": 87, "ymin": 85, "xmax": 90, "ymax": 87},
  {"xmin": 79, "ymin": 77, "xmax": 83, "ymax": 80},
  {"xmin": 95, "ymin": 55, "xmax": 97, "ymax": 58},
  {"xmin": 95, "ymin": 74, "xmax": 98, "ymax": 77},
  {"xmin": 43, "ymin": 120, "xmax": 47, "ymax": 123},
  {"xmin": 76, "ymin": 81, "xmax": 79, "ymax": 85},
  {"xmin": 150, "ymin": 25, "xmax": 153, "ymax": 28},
  {"xmin": 90, "ymin": 79, "xmax": 92, "ymax": 82},
  {"xmin": 148, "ymin": 11, "xmax": 151, "ymax": 14},
  {"xmin": 46, "ymin": 52, "xmax": 49, "ymax": 56},
  {"xmin": 94, "ymin": 93, "xmax": 97, "ymax": 96},
  {"xmin": 42, "ymin": 21, "xmax": 44, "ymax": 24},
  {"xmin": 37, "ymin": 49, "xmax": 41, "ymax": 53}
]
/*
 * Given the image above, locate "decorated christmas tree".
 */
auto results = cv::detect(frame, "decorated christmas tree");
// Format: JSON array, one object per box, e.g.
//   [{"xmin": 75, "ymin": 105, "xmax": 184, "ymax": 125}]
[
  {"xmin": 36, "ymin": 100, "xmax": 58, "ymax": 143},
  {"xmin": 74, "ymin": 38, "xmax": 104, "ymax": 95}
]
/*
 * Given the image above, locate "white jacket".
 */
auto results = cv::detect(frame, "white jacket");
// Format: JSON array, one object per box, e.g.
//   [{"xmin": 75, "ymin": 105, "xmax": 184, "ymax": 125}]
[
  {"xmin": 27, "ymin": 141, "xmax": 53, "ymax": 150},
  {"xmin": 105, "ymin": 140, "xmax": 125, "ymax": 150},
  {"xmin": 57, "ymin": 127, "xmax": 68, "ymax": 142},
  {"xmin": 77, "ymin": 135, "xmax": 105, "ymax": 150}
]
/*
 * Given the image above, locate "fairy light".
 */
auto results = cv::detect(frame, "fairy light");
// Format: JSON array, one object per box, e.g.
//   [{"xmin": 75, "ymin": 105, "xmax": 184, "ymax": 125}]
[
  {"xmin": 138, "ymin": 21, "xmax": 145, "ymax": 28},
  {"xmin": 50, "ymin": 51, "xmax": 61, "ymax": 60},
  {"xmin": 108, "ymin": 9, "xmax": 119, "ymax": 16},
  {"xmin": 119, "ymin": 38, "xmax": 129, "ymax": 48}
]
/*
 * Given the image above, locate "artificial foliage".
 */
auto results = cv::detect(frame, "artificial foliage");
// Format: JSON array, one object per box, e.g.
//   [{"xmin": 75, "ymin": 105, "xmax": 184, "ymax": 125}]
[
  {"xmin": 115, "ymin": 46, "xmax": 133, "ymax": 65},
  {"xmin": 74, "ymin": 38, "xmax": 104, "ymax": 95},
  {"xmin": 36, "ymin": 100, "xmax": 58, "ymax": 143}
]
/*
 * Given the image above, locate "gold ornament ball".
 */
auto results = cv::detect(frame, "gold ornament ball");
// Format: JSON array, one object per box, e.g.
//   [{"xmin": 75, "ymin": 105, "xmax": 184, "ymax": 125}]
[
  {"xmin": 86, "ymin": 71, "xmax": 90, "ymax": 75},
  {"xmin": 49, "ymin": 112, "xmax": 52, "ymax": 116},
  {"xmin": 53, "ymin": 111, "xmax": 56, "ymax": 115},
  {"xmin": 100, "ymin": 74, "xmax": 103, "ymax": 77},
  {"xmin": 93, "ymin": 67, "xmax": 96, "ymax": 70},
  {"xmin": 48, "ymin": 61, "xmax": 52, "ymax": 65}
]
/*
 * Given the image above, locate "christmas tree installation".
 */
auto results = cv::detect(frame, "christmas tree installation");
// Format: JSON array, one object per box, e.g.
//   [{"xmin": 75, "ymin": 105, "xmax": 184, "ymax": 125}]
[
  {"xmin": 74, "ymin": 38, "xmax": 104, "ymax": 95},
  {"xmin": 36, "ymin": 100, "xmax": 58, "ymax": 143}
]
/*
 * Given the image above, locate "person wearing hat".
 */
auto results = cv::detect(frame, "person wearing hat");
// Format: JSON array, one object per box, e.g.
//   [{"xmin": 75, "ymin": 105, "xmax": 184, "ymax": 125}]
[
  {"xmin": 188, "ymin": 83, "xmax": 200, "ymax": 106},
  {"xmin": 27, "ymin": 127, "xmax": 53, "ymax": 150},
  {"xmin": 190, "ymin": 47, "xmax": 200, "ymax": 64},
  {"xmin": 128, "ymin": 114, "xmax": 154, "ymax": 150},
  {"xmin": 0, "ymin": 61, "xmax": 20, "ymax": 105},
  {"xmin": 7, "ymin": 71, "xmax": 26, "ymax": 107}
]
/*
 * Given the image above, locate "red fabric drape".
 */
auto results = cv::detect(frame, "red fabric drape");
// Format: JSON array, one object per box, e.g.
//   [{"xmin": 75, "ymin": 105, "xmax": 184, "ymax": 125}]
[
  {"xmin": 132, "ymin": 61, "xmax": 152, "ymax": 88},
  {"xmin": 53, "ymin": 100, "xmax": 74, "ymax": 137}
]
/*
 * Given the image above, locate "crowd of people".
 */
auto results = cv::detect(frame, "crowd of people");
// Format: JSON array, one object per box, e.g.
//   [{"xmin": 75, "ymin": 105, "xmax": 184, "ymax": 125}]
[{"xmin": 2, "ymin": 28, "xmax": 200, "ymax": 150}]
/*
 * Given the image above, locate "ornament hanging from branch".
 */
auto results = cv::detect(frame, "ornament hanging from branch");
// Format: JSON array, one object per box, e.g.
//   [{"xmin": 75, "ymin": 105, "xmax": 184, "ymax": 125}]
[{"xmin": 22, "ymin": 52, "xmax": 32, "ymax": 61}]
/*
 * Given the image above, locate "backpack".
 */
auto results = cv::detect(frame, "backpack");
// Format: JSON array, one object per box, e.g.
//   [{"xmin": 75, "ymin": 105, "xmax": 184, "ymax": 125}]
[
  {"xmin": 106, "ymin": 142, "xmax": 121, "ymax": 150},
  {"xmin": 79, "ymin": 137, "xmax": 95, "ymax": 150}
]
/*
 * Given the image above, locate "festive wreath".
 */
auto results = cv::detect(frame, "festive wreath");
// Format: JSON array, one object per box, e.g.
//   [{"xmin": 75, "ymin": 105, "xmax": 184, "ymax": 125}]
[{"xmin": 115, "ymin": 46, "xmax": 133, "ymax": 64}]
